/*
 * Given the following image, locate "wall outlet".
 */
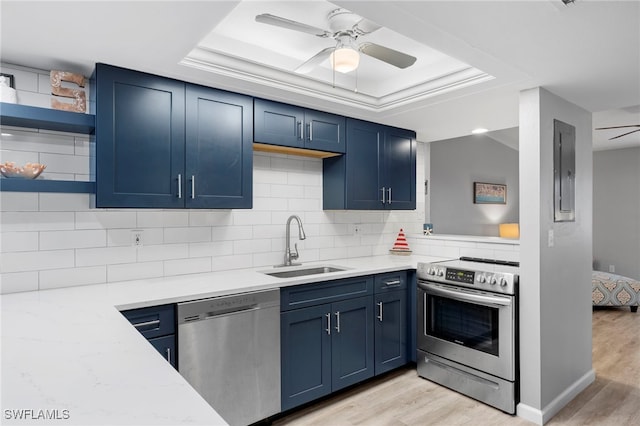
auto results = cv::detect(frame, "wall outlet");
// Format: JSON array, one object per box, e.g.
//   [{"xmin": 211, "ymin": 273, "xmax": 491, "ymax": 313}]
[
  {"xmin": 548, "ymin": 229, "xmax": 554, "ymax": 247},
  {"xmin": 609, "ymin": 264, "xmax": 615, "ymax": 273},
  {"xmin": 131, "ymin": 230, "xmax": 143, "ymax": 247},
  {"xmin": 348, "ymin": 224, "xmax": 362, "ymax": 236}
]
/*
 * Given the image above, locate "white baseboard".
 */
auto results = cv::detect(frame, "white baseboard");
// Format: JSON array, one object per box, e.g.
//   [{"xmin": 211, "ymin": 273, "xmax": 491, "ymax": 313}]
[{"xmin": 517, "ymin": 369, "xmax": 596, "ymax": 425}]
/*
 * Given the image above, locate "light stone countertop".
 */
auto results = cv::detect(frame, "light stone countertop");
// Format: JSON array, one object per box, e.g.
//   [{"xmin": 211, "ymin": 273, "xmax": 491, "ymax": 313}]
[{"xmin": 1, "ymin": 254, "xmax": 449, "ymax": 425}]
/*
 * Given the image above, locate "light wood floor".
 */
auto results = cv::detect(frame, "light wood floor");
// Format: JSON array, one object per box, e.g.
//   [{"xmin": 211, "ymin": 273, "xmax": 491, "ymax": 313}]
[{"xmin": 273, "ymin": 307, "xmax": 640, "ymax": 426}]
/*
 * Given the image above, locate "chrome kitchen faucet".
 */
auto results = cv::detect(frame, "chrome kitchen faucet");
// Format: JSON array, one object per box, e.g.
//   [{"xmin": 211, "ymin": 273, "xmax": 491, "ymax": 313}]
[{"xmin": 282, "ymin": 215, "xmax": 306, "ymax": 266}]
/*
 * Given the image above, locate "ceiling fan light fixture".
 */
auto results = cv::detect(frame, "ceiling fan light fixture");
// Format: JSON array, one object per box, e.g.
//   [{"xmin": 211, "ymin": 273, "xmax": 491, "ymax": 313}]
[{"xmin": 330, "ymin": 47, "xmax": 360, "ymax": 73}]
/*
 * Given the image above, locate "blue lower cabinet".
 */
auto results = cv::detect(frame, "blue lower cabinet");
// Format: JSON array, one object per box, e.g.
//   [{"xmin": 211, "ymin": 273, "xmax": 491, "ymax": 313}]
[
  {"xmin": 374, "ymin": 291, "xmax": 407, "ymax": 374},
  {"xmin": 331, "ymin": 296, "xmax": 375, "ymax": 391},
  {"xmin": 281, "ymin": 296, "xmax": 374, "ymax": 411},
  {"xmin": 148, "ymin": 335, "xmax": 176, "ymax": 369},
  {"xmin": 281, "ymin": 304, "xmax": 332, "ymax": 411},
  {"xmin": 121, "ymin": 304, "xmax": 177, "ymax": 369}
]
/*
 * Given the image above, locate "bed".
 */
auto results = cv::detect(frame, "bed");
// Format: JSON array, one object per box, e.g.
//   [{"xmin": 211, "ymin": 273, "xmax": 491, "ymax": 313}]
[{"xmin": 592, "ymin": 271, "xmax": 640, "ymax": 312}]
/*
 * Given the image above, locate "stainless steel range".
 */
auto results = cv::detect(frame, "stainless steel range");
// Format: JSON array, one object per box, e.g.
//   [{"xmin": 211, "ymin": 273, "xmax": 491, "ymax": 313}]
[{"xmin": 417, "ymin": 257, "xmax": 519, "ymax": 414}]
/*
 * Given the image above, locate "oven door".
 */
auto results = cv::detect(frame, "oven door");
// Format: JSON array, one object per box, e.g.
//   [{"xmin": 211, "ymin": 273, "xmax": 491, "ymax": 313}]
[{"xmin": 417, "ymin": 280, "xmax": 515, "ymax": 381}]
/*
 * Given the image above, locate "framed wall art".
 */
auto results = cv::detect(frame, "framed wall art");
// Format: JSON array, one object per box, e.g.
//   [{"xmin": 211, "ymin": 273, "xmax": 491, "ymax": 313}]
[{"xmin": 473, "ymin": 182, "xmax": 507, "ymax": 204}]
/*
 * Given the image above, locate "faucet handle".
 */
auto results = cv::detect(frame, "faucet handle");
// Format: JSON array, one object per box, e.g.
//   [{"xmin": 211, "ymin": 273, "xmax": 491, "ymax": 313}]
[{"xmin": 291, "ymin": 243, "xmax": 299, "ymax": 261}]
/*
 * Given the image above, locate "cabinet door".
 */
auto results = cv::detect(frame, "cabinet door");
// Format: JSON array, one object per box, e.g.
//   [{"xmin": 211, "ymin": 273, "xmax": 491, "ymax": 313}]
[
  {"xmin": 148, "ymin": 335, "xmax": 176, "ymax": 369},
  {"xmin": 304, "ymin": 110, "xmax": 346, "ymax": 153},
  {"xmin": 331, "ymin": 296, "xmax": 374, "ymax": 391},
  {"xmin": 185, "ymin": 85, "xmax": 253, "ymax": 209},
  {"xmin": 96, "ymin": 64, "xmax": 185, "ymax": 208},
  {"xmin": 374, "ymin": 290, "xmax": 407, "ymax": 375},
  {"xmin": 383, "ymin": 127, "xmax": 416, "ymax": 210},
  {"xmin": 281, "ymin": 304, "xmax": 332, "ymax": 411},
  {"xmin": 254, "ymin": 99, "xmax": 304, "ymax": 148},
  {"xmin": 345, "ymin": 119, "xmax": 384, "ymax": 210}
]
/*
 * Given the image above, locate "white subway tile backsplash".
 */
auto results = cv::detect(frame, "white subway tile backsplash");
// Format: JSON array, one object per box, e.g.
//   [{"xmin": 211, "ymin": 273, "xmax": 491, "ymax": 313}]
[
  {"xmin": 211, "ymin": 225, "xmax": 253, "ymax": 242},
  {"xmin": 76, "ymin": 246, "xmax": 137, "ymax": 267},
  {"xmin": 1, "ymin": 272, "xmax": 39, "ymax": 293},
  {"xmin": 40, "ymin": 152, "xmax": 90, "ymax": 175},
  {"xmin": 232, "ymin": 210, "xmax": 273, "ymax": 226},
  {"xmin": 164, "ymin": 257, "xmax": 211, "ymax": 277},
  {"xmin": 211, "ymin": 254, "xmax": 253, "ymax": 272},
  {"xmin": 75, "ymin": 211, "xmax": 137, "ymax": 230},
  {"xmin": 0, "ymin": 192, "xmax": 39, "ymax": 211},
  {"xmin": 106, "ymin": 228, "xmax": 163, "ymax": 247},
  {"xmin": 137, "ymin": 211, "xmax": 189, "ymax": 228},
  {"xmin": 164, "ymin": 227, "xmax": 212, "ymax": 244},
  {"xmin": 1, "ymin": 249, "xmax": 75, "ymax": 273},
  {"xmin": 1, "ymin": 212, "xmax": 75, "ymax": 232},
  {"xmin": 39, "ymin": 193, "xmax": 91, "ymax": 212},
  {"xmin": 107, "ymin": 262, "xmax": 164, "ymax": 283},
  {"xmin": 233, "ymin": 238, "xmax": 272, "ymax": 255},
  {"xmin": 39, "ymin": 230, "xmax": 106, "ymax": 250},
  {"xmin": 189, "ymin": 241, "xmax": 233, "ymax": 258},
  {"xmin": 0, "ymin": 231, "xmax": 39, "ymax": 252},
  {"xmin": 39, "ymin": 266, "xmax": 107, "ymax": 290},
  {"xmin": 189, "ymin": 210, "xmax": 232, "ymax": 227},
  {"xmin": 137, "ymin": 244, "xmax": 189, "ymax": 262}
]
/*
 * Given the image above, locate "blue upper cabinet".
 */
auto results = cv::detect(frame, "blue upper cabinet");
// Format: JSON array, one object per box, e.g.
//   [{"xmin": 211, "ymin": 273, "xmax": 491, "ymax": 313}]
[
  {"xmin": 185, "ymin": 85, "xmax": 252, "ymax": 209},
  {"xmin": 95, "ymin": 64, "xmax": 185, "ymax": 208},
  {"xmin": 95, "ymin": 64, "xmax": 252, "ymax": 209},
  {"xmin": 323, "ymin": 118, "xmax": 416, "ymax": 210},
  {"xmin": 254, "ymin": 98, "xmax": 346, "ymax": 153}
]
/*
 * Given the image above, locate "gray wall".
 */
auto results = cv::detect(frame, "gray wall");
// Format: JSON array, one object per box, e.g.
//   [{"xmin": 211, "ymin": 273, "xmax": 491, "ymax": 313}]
[
  {"xmin": 593, "ymin": 147, "xmax": 640, "ymax": 279},
  {"xmin": 429, "ymin": 134, "xmax": 519, "ymax": 236},
  {"xmin": 518, "ymin": 87, "xmax": 593, "ymax": 424}
]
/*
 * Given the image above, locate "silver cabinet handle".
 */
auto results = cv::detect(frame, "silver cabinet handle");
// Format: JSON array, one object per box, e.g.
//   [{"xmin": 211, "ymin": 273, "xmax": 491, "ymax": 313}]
[
  {"xmin": 309, "ymin": 122, "xmax": 313, "ymax": 141},
  {"xmin": 377, "ymin": 302, "xmax": 383, "ymax": 321},
  {"xmin": 191, "ymin": 175, "xmax": 195, "ymax": 199},
  {"xmin": 177, "ymin": 174, "xmax": 182, "ymax": 199},
  {"xmin": 166, "ymin": 347, "xmax": 171, "ymax": 364},
  {"xmin": 133, "ymin": 319, "xmax": 160, "ymax": 329},
  {"xmin": 380, "ymin": 187, "xmax": 386, "ymax": 204},
  {"xmin": 298, "ymin": 121, "xmax": 303, "ymax": 140},
  {"xmin": 384, "ymin": 279, "xmax": 402, "ymax": 287},
  {"xmin": 388, "ymin": 187, "xmax": 392, "ymax": 204},
  {"xmin": 335, "ymin": 311, "xmax": 341, "ymax": 333},
  {"xmin": 325, "ymin": 312, "xmax": 331, "ymax": 335}
]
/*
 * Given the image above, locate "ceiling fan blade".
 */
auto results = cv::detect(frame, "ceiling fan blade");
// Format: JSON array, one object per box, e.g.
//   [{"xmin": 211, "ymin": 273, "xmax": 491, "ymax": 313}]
[
  {"xmin": 353, "ymin": 18, "xmax": 382, "ymax": 35},
  {"xmin": 595, "ymin": 124, "xmax": 640, "ymax": 130},
  {"xmin": 294, "ymin": 47, "xmax": 334, "ymax": 74},
  {"xmin": 609, "ymin": 129, "xmax": 640, "ymax": 140},
  {"xmin": 359, "ymin": 42, "xmax": 416, "ymax": 69},
  {"xmin": 255, "ymin": 14, "xmax": 331, "ymax": 38}
]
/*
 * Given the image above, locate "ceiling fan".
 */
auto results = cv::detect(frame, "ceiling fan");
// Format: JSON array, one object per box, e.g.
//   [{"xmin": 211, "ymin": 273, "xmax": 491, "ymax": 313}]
[
  {"xmin": 255, "ymin": 8, "xmax": 417, "ymax": 74},
  {"xmin": 595, "ymin": 124, "xmax": 640, "ymax": 140}
]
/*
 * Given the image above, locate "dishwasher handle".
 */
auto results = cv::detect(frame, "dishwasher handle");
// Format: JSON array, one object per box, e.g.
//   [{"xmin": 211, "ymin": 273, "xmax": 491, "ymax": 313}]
[{"xmin": 177, "ymin": 289, "xmax": 280, "ymax": 324}]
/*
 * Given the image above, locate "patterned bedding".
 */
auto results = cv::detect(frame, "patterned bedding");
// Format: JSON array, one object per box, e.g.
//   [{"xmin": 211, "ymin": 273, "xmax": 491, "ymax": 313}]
[{"xmin": 592, "ymin": 271, "xmax": 640, "ymax": 312}]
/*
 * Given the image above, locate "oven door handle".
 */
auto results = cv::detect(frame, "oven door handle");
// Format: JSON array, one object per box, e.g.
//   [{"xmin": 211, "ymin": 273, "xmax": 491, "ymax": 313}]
[{"xmin": 419, "ymin": 282, "xmax": 512, "ymax": 307}]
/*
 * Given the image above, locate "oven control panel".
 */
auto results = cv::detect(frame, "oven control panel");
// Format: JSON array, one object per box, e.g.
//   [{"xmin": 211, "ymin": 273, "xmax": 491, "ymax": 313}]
[
  {"xmin": 446, "ymin": 268, "xmax": 475, "ymax": 284},
  {"xmin": 417, "ymin": 262, "xmax": 517, "ymax": 295}
]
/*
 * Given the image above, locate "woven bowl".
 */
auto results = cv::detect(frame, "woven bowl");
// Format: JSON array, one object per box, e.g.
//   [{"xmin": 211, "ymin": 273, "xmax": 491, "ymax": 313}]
[{"xmin": 0, "ymin": 162, "xmax": 46, "ymax": 179}]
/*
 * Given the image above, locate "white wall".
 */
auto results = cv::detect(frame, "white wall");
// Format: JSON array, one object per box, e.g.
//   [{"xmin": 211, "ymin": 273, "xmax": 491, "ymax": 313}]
[
  {"xmin": 0, "ymin": 64, "xmax": 426, "ymax": 294},
  {"xmin": 518, "ymin": 87, "xmax": 593, "ymax": 425},
  {"xmin": 429, "ymin": 134, "xmax": 519, "ymax": 236},
  {"xmin": 593, "ymin": 147, "xmax": 640, "ymax": 279}
]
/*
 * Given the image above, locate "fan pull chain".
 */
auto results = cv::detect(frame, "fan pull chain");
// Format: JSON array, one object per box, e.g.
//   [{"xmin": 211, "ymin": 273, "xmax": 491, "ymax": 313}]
[
  {"xmin": 354, "ymin": 67, "xmax": 358, "ymax": 93},
  {"xmin": 332, "ymin": 46, "xmax": 336, "ymax": 89}
]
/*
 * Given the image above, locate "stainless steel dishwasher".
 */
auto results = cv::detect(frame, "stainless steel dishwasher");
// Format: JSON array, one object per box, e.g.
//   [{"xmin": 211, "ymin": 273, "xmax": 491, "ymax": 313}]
[{"xmin": 177, "ymin": 289, "xmax": 280, "ymax": 426}]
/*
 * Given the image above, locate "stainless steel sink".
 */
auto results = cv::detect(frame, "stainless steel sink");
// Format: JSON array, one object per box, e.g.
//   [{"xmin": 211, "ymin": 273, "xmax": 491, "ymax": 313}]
[{"xmin": 261, "ymin": 265, "xmax": 347, "ymax": 279}]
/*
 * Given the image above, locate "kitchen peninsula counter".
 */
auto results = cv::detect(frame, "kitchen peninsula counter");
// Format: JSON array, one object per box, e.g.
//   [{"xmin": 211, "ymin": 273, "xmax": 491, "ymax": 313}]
[{"xmin": 1, "ymin": 254, "xmax": 448, "ymax": 425}]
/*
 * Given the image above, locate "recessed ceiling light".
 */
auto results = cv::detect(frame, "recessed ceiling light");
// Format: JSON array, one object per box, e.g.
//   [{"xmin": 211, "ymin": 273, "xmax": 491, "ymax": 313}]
[{"xmin": 471, "ymin": 128, "xmax": 488, "ymax": 134}]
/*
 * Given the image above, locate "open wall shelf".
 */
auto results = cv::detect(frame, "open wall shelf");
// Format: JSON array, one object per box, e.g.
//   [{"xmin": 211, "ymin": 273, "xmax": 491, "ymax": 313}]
[{"xmin": 0, "ymin": 103, "xmax": 96, "ymax": 194}]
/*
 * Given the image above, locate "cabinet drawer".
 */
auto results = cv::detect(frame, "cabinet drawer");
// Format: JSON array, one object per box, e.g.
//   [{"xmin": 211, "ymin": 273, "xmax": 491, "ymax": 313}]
[
  {"xmin": 374, "ymin": 271, "xmax": 407, "ymax": 293},
  {"xmin": 281, "ymin": 276, "xmax": 373, "ymax": 311},
  {"xmin": 122, "ymin": 304, "xmax": 175, "ymax": 339}
]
